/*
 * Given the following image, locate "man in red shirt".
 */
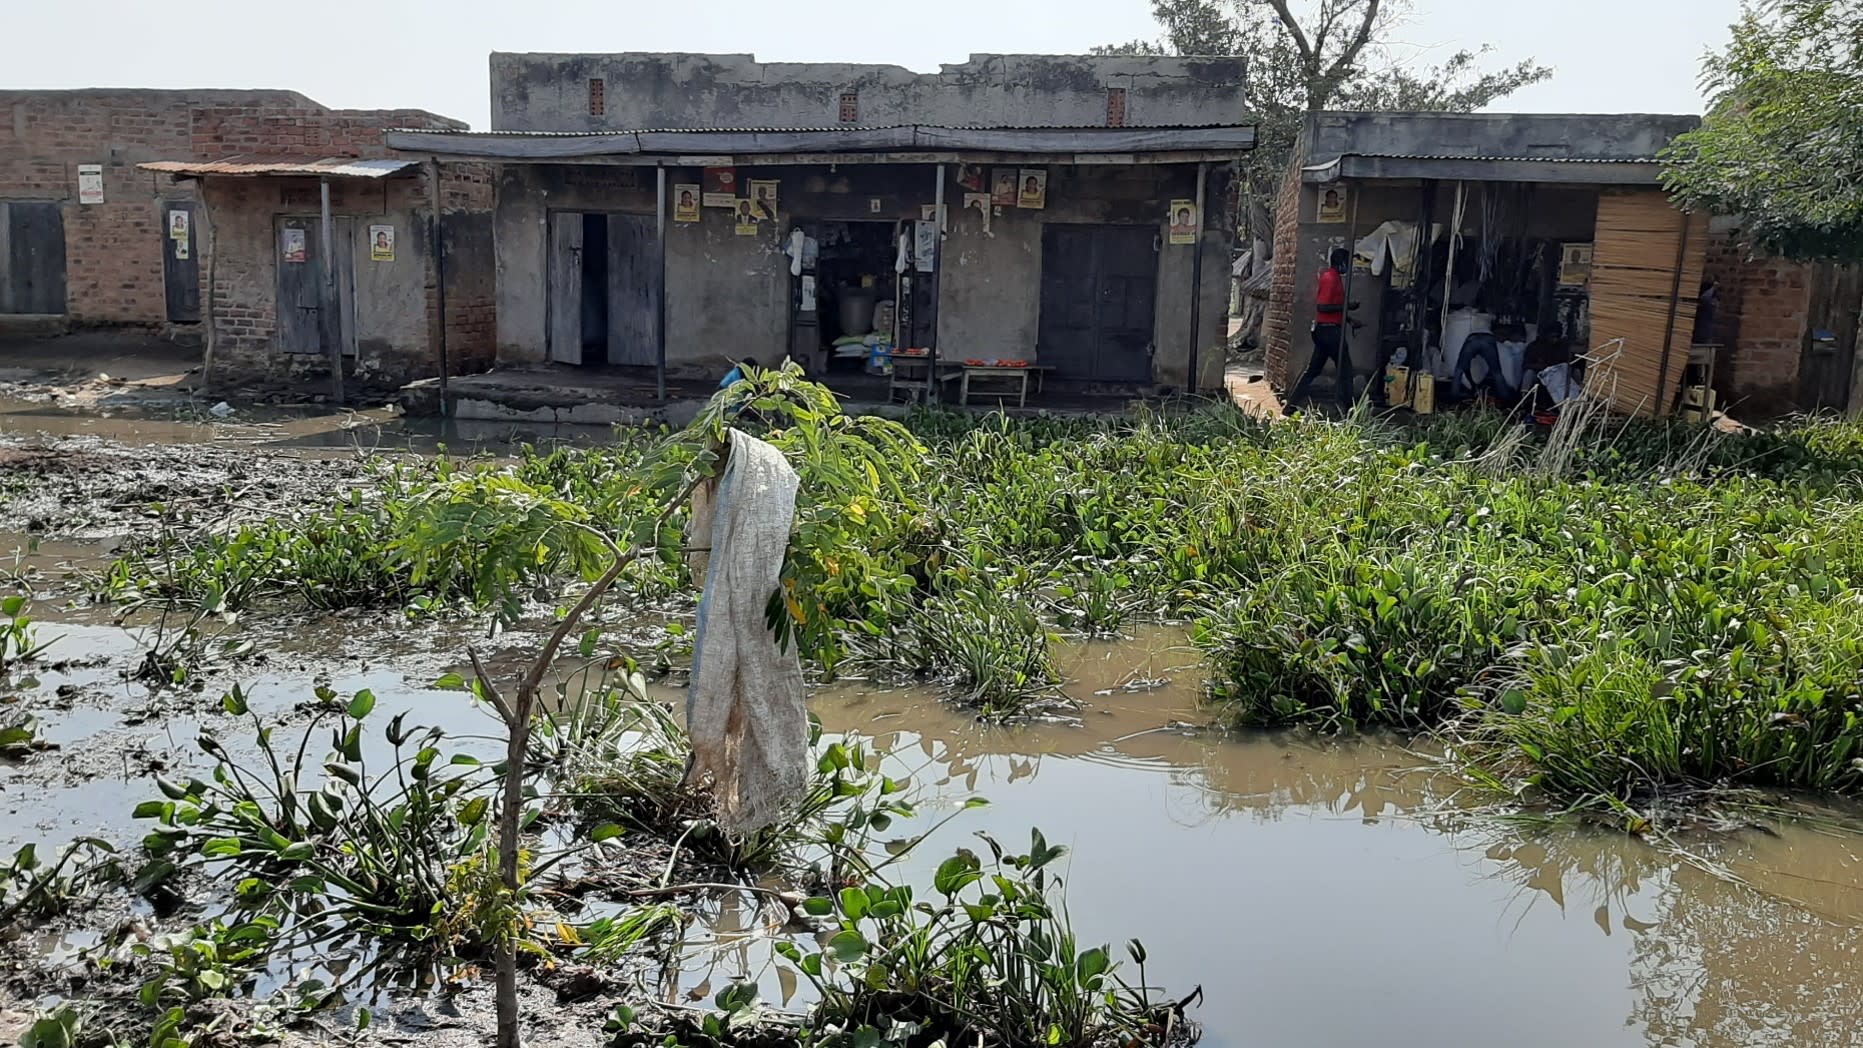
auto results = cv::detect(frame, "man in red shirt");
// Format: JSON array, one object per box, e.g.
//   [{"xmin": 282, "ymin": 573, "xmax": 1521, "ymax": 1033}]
[{"xmin": 1286, "ymin": 248, "xmax": 1356, "ymax": 411}]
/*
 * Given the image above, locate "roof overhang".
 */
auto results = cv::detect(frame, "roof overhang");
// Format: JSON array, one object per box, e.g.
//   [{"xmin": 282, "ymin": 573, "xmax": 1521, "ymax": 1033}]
[
  {"xmin": 1303, "ymin": 154, "xmax": 1666, "ymax": 186},
  {"xmin": 138, "ymin": 157, "xmax": 421, "ymax": 180},
  {"xmin": 385, "ymin": 124, "xmax": 1255, "ymax": 163}
]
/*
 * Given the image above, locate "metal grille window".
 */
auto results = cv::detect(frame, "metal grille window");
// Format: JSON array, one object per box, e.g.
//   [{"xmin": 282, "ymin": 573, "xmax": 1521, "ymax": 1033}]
[
  {"xmin": 588, "ymin": 78, "xmax": 606, "ymax": 116},
  {"xmin": 838, "ymin": 92, "xmax": 859, "ymax": 123}
]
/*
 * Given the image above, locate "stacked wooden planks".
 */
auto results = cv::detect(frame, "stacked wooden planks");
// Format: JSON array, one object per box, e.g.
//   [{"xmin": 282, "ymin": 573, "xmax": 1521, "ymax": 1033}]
[{"xmin": 1587, "ymin": 189, "xmax": 1708, "ymax": 418}]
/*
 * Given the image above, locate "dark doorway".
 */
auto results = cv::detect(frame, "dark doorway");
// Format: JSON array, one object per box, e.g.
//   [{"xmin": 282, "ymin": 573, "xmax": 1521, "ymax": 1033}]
[
  {"xmin": 1037, "ymin": 224, "xmax": 1157, "ymax": 383},
  {"xmin": 0, "ymin": 201, "xmax": 68, "ymax": 315},
  {"xmin": 1798, "ymin": 263, "xmax": 1863, "ymax": 413},
  {"xmin": 549, "ymin": 210, "xmax": 662, "ymax": 367}
]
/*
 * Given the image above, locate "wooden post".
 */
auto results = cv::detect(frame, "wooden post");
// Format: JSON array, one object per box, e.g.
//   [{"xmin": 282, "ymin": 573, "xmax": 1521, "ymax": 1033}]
[
  {"xmin": 200, "ymin": 179, "xmax": 218, "ymax": 393},
  {"xmin": 655, "ymin": 165, "xmax": 668, "ymax": 402},
  {"xmin": 929, "ymin": 164, "xmax": 944, "ymax": 403},
  {"xmin": 1653, "ymin": 208, "xmax": 1693, "ymax": 417},
  {"xmin": 427, "ymin": 158, "xmax": 450, "ymax": 415},
  {"xmin": 1186, "ymin": 162, "xmax": 1208, "ymax": 394},
  {"xmin": 318, "ymin": 177, "xmax": 343, "ymax": 406}
]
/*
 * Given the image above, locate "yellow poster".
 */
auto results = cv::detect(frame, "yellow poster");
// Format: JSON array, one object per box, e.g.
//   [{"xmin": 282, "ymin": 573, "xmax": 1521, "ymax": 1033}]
[
  {"xmin": 1317, "ymin": 186, "xmax": 1347, "ymax": 224},
  {"xmin": 1017, "ymin": 168, "xmax": 1047, "ymax": 209},
  {"xmin": 673, "ymin": 184, "xmax": 701, "ymax": 223},
  {"xmin": 1559, "ymin": 243, "xmax": 1594, "ymax": 287},
  {"xmin": 369, "ymin": 224, "xmax": 394, "ymax": 262},
  {"xmin": 733, "ymin": 199, "xmax": 760, "ymax": 236},
  {"xmin": 750, "ymin": 179, "xmax": 779, "ymax": 219},
  {"xmin": 1168, "ymin": 199, "xmax": 1197, "ymax": 245}
]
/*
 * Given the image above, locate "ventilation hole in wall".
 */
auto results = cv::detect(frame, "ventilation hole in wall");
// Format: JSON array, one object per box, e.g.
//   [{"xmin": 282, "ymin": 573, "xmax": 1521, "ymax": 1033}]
[
  {"xmin": 588, "ymin": 78, "xmax": 606, "ymax": 116},
  {"xmin": 839, "ymin": 92, "xmax": 859, "ymax": 123},
  {"xmin": 1106, "ymin": 88, "xmax": 1127, "ymax": 127}
]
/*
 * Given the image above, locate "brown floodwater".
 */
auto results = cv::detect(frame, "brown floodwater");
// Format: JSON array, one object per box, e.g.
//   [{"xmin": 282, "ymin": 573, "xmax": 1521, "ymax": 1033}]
[{"xmin": 3, "ymin": 408, "xmax": 1862, "ymax": 1047}]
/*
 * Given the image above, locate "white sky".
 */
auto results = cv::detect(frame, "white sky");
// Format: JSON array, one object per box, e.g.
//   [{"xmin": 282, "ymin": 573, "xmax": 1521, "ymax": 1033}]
[{"xmin": 7, "ymin": 0, "xmax": 1741, "ymax": 130}]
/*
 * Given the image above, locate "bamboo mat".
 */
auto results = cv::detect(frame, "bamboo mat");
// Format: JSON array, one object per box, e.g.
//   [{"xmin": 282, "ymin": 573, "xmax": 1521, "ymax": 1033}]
[{"xmin": 1588, "ymin": 189, "xmax": 1708, "ymax": 418}]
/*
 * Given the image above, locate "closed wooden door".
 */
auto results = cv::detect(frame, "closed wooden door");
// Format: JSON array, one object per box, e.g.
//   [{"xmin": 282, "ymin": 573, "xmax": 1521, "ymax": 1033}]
[
  {"xmin": 1037, "ymin": 225, "xmax": 1156, "ymax": 382},
  {"xmin": 163, "ymin": 200, "xmax": 200, "ymax": 323},
  {"xmin": 606, "ymin": 213, "xmax": 661, "ymax": 367},
  {"xmin": 275, "ymin": 217, "xmax": 355, "ymax": 356},
  {"xmin": 0, "ymin": 201, "xmax": 69, "ymax": 315},
  {"xmin": 548, "ymin": 212, "xmax": 584, "ymax": 364},
  {"xmin": 1799, "ymin": 264, "xmax": 1863, "ymax": 413}
]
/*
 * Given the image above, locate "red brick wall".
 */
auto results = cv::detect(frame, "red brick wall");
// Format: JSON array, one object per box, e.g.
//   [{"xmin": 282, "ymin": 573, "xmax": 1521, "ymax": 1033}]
[
  {"xmin": 1263, "ymin": 129, "xmax": 1307, "ymax": 387},
  {"xmin": 0, "ymin": 89, "xmax": 464, "ymax": 336},
  {"xmin": 1703, "ymin": 221, "xmax": 1813, "ymax": 409}
]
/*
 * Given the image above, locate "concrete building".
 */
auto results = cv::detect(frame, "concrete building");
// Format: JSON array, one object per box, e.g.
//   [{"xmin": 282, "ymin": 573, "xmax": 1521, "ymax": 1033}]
[
  {"xmin": 0, "ymin": 89, "xmax": 494, "ymax": 388},
  {"xmin": 391, "ymin": 52, "xmax": 1252, "ymax": 406},
  {"xmin": 1265, "ymin": 111, "xmax": 1719, "ymax": 418}
]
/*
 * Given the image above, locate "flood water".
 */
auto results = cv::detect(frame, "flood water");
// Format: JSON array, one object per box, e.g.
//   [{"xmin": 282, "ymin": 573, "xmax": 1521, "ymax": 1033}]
[{"xmin": 3, "ymin": 407, "xmax": 1862, "ymax": 1047}]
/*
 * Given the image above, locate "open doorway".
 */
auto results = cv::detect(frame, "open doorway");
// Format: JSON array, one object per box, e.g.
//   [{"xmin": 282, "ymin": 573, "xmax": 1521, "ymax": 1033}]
[
  {"xmin": 798, "ymin": 220, "xmax": 898, "ymax": 374},
  {"xmin": 548, "ymin": 210, "xmax": 662, "ymax": 367}
]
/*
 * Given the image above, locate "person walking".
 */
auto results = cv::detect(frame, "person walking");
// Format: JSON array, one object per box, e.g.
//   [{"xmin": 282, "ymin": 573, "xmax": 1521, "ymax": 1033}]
[{"xmin": 1286, "ymin": 248, "xmax": 1357, "ymax": 412}]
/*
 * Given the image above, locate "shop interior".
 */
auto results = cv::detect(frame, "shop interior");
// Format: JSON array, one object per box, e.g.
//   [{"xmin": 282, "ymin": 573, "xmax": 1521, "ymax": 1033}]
[
  {"xmin": 1346, "ymin": 182, "xmax": 1601, "ymax": 412},
  {"xmin": 796, "ymin": 220, "xmax": 900, "ymax": 375}
]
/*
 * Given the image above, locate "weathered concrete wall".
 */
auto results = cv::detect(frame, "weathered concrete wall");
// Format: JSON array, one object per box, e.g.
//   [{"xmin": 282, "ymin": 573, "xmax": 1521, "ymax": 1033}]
[
  {"xmin": 1305, "ymin": 111, "xmax": 1701, "ymax": 165},
  {"xmin": 491, "ymin": 53, "xmax": 1247, "ymax": 133},
  {"xmin": 496, "ymin": 161, "xmax": 1232, "ymax": 390}
]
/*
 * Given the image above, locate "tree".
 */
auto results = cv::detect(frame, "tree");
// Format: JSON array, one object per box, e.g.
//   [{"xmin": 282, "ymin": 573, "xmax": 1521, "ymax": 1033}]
[
  {"xmin": 1099, "ymin": 0, "xmax": 1552, "ymax": 204},
  {"xmin": 1662, "ymin": 0, "xmax": 1863, "ymax": 262}
]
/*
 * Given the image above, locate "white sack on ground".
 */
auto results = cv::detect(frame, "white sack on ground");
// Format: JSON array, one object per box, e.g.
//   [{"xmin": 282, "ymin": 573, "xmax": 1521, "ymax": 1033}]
[{"xmin": 684, "ymin": 429, "xmax": 808, "ymax": 834}]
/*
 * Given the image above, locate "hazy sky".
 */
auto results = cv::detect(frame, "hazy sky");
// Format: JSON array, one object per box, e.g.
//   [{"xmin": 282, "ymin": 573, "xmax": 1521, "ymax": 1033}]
[{"xmin": 8, "ymin": 0, "xmax": 1742, "ymax": 130}]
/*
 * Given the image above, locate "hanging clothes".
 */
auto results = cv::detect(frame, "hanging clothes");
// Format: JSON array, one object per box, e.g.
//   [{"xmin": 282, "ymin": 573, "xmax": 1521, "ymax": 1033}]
[
  {"xmin": 683, "ymin": 429, "xmax": 809, "ymax": 835},
  {"xmin": 1354, "ymin": 221, "xmax": 1443, "ymax": 288}
]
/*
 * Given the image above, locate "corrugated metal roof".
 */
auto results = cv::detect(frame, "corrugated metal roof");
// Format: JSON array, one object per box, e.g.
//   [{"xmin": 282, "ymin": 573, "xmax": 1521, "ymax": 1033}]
[
  {"xmin": 138, "ymin": 157, "xmax": 420, "ymax": 178},
  {"xmin": 1307, "ymin": 151, "xmax": 1661, "ymax": 169},
  {"xmin": 389, "ymin": 122, "xmax": 1253, "ymax": 137}
]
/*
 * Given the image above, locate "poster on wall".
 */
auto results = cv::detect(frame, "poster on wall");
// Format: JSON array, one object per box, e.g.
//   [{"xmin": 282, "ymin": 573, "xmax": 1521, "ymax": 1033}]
[
  {"xmin": 990, "ymin": 169, "xmax": 1017, "ymax": 208},
  {"xmin": 673, "ymin": 185, "xmax": 702, "ymax": 223},
  {"xmin": 1317, "ymin": 186, "xmax": 1348, "ymax": 224},
  {"xmin": 703, "ymin": 167, "xmax": 739, "ymax": 208},
  {"xmin": 77, "ymin": 164, "xmax": 104, "ymax": 205},
  {"xmin": 369, "ymin": 225, "xmax": 395, "ymax": 262},
  {"xmin": 749, "ymin": 179, "xmax": 779, "ymax": 219},
  {"xmin": 1168, "ymin": 200, "xmax": 1198, "ymax": 245},
  {"xmin": 733, "ymin": 199, "xmax": 760, "ymax": 236},
  {"xmin": 168, "ymin": 209, "xmax": 190, "ymax": 241},
  {"xmin": 1559, "ymin": 243, "xmax": 1594, "ymax": 287},
  {"xmin": 913, "ymin": 220, "xmax": 938, "ymax": 272},
  {"xmin": 800, "ymin": 274, "xmax": 817, "ymax": 312},
  {"xmin": 963, "ymin": 192, "xmax": 992, "ymax": 235},
  {"xmin": 957, "ymin": 164, "xmax": 984, "ymax": 192},
  {"xmin": 282, "ymin": 227, "xmax": 307, "ymax": 263},
  {"xmin": 173, "ymin": 236, "xmax": 189, "ymax": 261},
  {"xmin": 1016, "ymin": 169, "xmax": 1047, "ymax": 210}
]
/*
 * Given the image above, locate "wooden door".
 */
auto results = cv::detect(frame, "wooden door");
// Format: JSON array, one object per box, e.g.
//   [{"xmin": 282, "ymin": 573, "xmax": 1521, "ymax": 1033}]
[
  {"xmin": 275, "ymin": 217, "xmax": 355, "ymax": 356},
  {"xmin": 276, "ymin": 217, "xmax": 322, "ymax": 353},
  {"xmin": 606, "ymin": 213, "xmax": 661, "ymax": 367},
  {"xmin": 1800, "ymin": 263, "xmax": 1863, "ymax": 413},
  {"xmin": 162, "ymin": 200, "xmax": 200, "ymax": 323},
  {"xmin": 1038, "ymin": 225, "xmax": 1157, "ymax": 382},
  {"xmin": 548, "ymin": 212, "xmax": 584, "ymax": 364},
  {"xmin": 0, "ymin": 201, "xmax": 68, "ymax": 315}
]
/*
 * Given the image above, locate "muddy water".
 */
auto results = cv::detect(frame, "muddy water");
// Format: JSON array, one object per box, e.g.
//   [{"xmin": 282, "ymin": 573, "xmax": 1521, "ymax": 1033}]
[{"xmin": 4, "ymin": 412, "xmax": 1863, "ymax": 1046}]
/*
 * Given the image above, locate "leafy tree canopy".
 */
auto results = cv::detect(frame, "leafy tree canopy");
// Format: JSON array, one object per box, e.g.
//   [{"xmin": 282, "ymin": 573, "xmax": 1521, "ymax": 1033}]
[
  {"xmin": 1662, "ymin": 0, "xmax": 1863, "ymax": 262},
  {"xmin": 1097, "ymin": 0, "xmax": 1552, "ymax": 205}
]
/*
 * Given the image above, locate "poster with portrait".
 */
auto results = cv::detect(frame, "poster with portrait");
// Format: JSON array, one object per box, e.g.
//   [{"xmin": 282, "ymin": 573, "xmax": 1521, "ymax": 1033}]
[
  {"xmin": 1167, "ymin": 199, "xmax": 1197, "ymax": 245},
  {"xmin": 733, "ymin": 199, "xmax": 760, "ymax": 236},
  {"xmin": 749, "ymin": 179, "xmax": 779, "ymax": 220},
  {"xmin": 281, "ymin": 227, "xmax": 307, "ymax": 264},
  {"xmin": 168, "ymin": 209, "xmax": 190, "ymax": 241},
  {"xmin": 673, "ymin": 184, "xmax": 702, "ymax": 223},
  {"xmin": 957, "ymin": 164, "xmax": 985, "ymax": 192},
  {"xmin": 78, "ymin": 165, "xmax": 104, "ymax": 205},
  {"xmin": 173, "ymin": 236, "xmax": 189, "ymax": 261},
  {"xmin": 990, "ymin": 169, "xmax": 1017, "ymax": 208},
  {"xmin": 1559, "ymin": 243, "xmax": 1594, "ymax": 287},
  {"xmin": 1317, "ymin": 186, "xmax": 1348, "ymax": 224},
  {"xmin": 1016, "ymin": 168, "xmax": 1047, "ymax": 210},
  {"xmin": 703, "ymin": 167, "xmax": 739, "ymax": 208},
  {"xmin": 369, "ymin": 224, "xmax": 395, "ymax": 262}
]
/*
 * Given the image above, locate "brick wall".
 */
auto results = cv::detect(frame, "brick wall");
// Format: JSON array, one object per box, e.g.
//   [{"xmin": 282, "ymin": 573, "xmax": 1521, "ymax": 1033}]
[
  {"xmin": 1702, "ymin": 220, "xmax": 1813, "ymax": 410},
  {"xmin": 1262, "ymin": 128, "xmax": 1306, "ymax": 387},
  {"xmin": 0, "ymin": 89, "xmax": 466, "ymax": 339}
]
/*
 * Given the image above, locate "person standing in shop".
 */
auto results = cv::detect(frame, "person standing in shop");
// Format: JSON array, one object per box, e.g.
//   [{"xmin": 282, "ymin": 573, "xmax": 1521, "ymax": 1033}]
[{"xmin": 1286, "ymin": 248, "xmax": 1358, "ymax": 412}]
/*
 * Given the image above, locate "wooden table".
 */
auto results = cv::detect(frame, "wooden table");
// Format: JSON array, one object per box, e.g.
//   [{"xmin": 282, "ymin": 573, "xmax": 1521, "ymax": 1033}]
[{"xmin": 955, "ymin": 364, "xmax": 1050, "ymax": 407}]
